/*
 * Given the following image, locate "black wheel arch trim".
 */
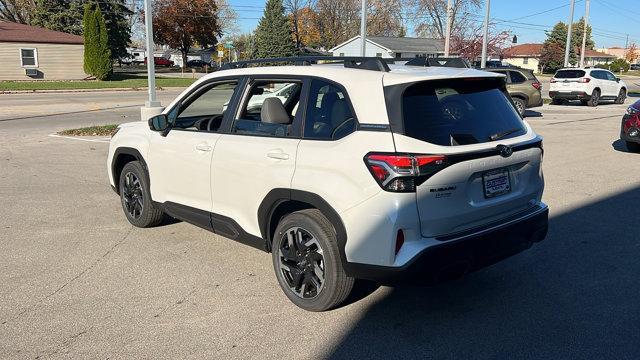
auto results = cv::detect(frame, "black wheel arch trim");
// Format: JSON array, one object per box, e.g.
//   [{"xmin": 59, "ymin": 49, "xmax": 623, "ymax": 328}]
[
  {"xmin": 258, "ymin": 189, "xmax": 352, "ymax": 273},
  {"xmin": 111, "ymin": 147, "xmax": 148, "ymax": 195}
]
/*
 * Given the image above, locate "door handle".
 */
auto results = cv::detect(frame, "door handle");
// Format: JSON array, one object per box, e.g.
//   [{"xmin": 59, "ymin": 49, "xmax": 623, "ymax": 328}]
[
  {"xmin": 266, "ymin": 151, "xmax": 289, "ymax": 160},
  {"xmin": 195, "ymin": 143, "xmax": 212, "ymax": 152}
]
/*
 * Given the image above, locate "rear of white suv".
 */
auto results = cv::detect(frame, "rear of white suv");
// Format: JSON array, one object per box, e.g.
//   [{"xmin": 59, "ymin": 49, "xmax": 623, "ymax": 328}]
[
  {"xmin": 549, "ymin": 68, "xmax": 627, "ymax": 106},
  {"xmin": 108, "ymin": 60, "xmax": 548, "ymax": 311}
]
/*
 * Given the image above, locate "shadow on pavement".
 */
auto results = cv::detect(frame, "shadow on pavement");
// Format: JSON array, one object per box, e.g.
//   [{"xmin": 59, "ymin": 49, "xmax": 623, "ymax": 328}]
[
  {"xmin": 611, "ymin": 139, "xmax": 630, "ymax": 153},
  {"xmin": 523, "ymin": 110, "xmax": 542, "ymax": 118},
  {"xmin": 327, "ymin": 187, "xmax": 640, "ymax": 359}
]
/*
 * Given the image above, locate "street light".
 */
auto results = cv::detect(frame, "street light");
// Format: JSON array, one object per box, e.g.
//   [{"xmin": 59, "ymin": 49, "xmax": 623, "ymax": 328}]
[{"xmin": 140, "ymin": 0, "xmax": 164, "ymax": 121}]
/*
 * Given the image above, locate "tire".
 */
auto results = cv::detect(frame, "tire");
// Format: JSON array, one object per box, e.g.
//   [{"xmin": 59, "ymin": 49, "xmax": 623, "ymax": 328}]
[
  {"xmin": 626, "ymin": 141, "xmax": 640, "ymax": 153},
  {"xmin": 512, "ymin": 97, "xmax": 526, "ymax": 117},
  {"xmin": 587, "ymin": 89, "xmax": 600, "ymax": 107},
  {"xmin": 118, "ymin": 161, "xmax": 164, "ymax": 228},
  {"xmin": 615, "ymin": 88, "xmax": 627, "ymax": 104},
  {"xmin": 272, "ymin": 209, "xmax": 354, "ymax": 311}
]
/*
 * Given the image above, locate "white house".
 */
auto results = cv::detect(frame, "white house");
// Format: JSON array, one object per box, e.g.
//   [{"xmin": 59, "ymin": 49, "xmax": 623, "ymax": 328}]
[{"xmin": 330, "ymin": 36, "xmax": 444, "ymax": 59}]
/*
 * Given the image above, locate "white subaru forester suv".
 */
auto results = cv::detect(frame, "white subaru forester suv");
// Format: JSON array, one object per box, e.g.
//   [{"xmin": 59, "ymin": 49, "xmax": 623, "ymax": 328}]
[
  {"xmin": 107, "ymin": 58, "xmax": 548, "ymax": 311},
  {"xmin": 549, "ymin": 67, "xmax": 627, "ymax": 106}
]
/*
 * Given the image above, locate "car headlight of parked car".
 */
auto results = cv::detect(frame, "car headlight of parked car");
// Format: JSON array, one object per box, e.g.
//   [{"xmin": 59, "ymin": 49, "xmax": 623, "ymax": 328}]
[{"xmin": 626, "ymin": 106, "xmax": 640, "ymax": 116}]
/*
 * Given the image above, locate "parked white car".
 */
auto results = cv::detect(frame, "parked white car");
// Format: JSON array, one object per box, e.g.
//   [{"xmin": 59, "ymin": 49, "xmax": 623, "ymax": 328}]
[
  {"xmin": 107, "ymin": 58, "xmax": 548, "ymax": 311},
  {"xmin": 549, "ymin": 67, "xmax": 627, "ymax": 106}
]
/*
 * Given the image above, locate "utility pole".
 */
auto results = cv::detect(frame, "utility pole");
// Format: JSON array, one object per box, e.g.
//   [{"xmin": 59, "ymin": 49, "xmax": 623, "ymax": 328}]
[
  {"xmin": 579, "ymin": 0, "xmax": 590, "ymax": 67},
  {"xmin": 444, "ymin": 0, "xmax": 453, "ymax": 57},
  {"xmin": 140, "ymin": 0, "xmax": 163, "ymax": 120},
  {"xmin": 564, "ymin": 0, "xmax": 576, "ymax": 67},
  {"xmin": 480, "ymin": 0, "xmax": 491, "ymax": 69},
  {"xmin": 625, "ymin": 34, "xmax": 629, "ymax": 59},
  {"xmin": 360, "ymin": 0, "xmax": 367, "ymax": 56}
]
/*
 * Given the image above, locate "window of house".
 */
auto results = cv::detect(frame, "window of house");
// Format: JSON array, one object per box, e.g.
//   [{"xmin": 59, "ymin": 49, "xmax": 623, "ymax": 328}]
[
  {"xmin": 303, "ymin": 79, "xmax": 356, "ymax": 140},
  {"xmin": 169, "ymin": 81, "xmax": 238, "ymax": 132},
  {"xmin": 232, "ymin": 80, "xmax": 302, "ymax": 137},
  {"xmin": 523, "ymin": 57, "xmax": 529, "ymax": 64},
  {"xmin": 20, "ymin": 48, "xmax": 37, "ymax": 67},
  {"xmin": 339, "ymin": 52, "xmax": 345, "ymax": 56}
]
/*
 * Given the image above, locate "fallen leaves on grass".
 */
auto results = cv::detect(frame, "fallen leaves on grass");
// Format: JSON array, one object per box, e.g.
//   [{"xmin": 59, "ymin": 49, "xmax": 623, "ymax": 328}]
[{"xmin": 58, "ymin": 124, "xmax": 119, "ymax": 137}]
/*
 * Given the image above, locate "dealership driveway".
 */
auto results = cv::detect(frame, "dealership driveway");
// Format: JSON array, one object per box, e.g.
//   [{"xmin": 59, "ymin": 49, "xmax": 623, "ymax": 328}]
[{"xmin": 1, "ymin": 92, "xmax": 639, "ymax": 359}]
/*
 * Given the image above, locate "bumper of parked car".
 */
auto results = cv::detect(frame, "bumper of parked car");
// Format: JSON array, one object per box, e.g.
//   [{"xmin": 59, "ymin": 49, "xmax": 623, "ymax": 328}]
[
  {"xmin": 620, "ymin": 115, "xmax": 640, "ymax": 143},
  {"xmin": 530, "ymin": 95, "xmax": 544, "ymax": 108},
  {"xmin": 549, "ymin": 91, "xmax": 590, "ymax": 100},
  {"xmin": 347, "ymin": 204, "xmax": 549, "ymax": 283}
]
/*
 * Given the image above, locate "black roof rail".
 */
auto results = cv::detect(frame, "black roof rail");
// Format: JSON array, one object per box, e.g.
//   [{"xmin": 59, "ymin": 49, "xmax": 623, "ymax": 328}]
[
  {"xmin": 220, "ymin": 56, "xmax": 391, "ymax": 72},
  {"xmin": 401, "ymin": 57, "xmax": 471, "ymax": 69}
]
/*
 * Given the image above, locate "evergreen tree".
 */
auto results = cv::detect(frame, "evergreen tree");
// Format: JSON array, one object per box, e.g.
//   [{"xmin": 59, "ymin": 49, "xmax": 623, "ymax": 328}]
[
  {"xmin": 254, "ymin": 0, "xmax": 296, "ymax": 58},
  {"xmin": 82, "ymin": 3, "xmax": 96, "ymax": 75},
  {"xmin": 97, "ymin": 0, "xmax": 132, "ymax": 62},
  {"xmin": 540, "ymin": 19, "xmax": 594, "ymax": 73},
  {"xmin": 93, "ymin": 7, "xmax": 112, "ymax": 80}
]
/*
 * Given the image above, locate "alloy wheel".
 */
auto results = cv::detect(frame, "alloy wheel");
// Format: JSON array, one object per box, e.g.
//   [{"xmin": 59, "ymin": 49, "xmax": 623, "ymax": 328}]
[
  {"xmin": 277, "ymin": 227, "xmax": 325, "ymax": 299},
  {"xmin": 122, "ymin": 172, "xmax": 143, "ymax": 219}
]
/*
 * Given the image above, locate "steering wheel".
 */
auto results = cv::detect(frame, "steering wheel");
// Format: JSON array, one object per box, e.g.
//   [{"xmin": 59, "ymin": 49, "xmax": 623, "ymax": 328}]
[
  {"xmin": 330, "ymin": 118, "xmax": 355, "ymax": 139},
  {"xmin": 207, "ymin": 114, "xmax": 224, "ymax": 132}
]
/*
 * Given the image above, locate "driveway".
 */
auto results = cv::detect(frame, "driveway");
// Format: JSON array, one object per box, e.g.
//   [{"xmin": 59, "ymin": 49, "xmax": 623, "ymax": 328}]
[{"xmin": 0, "ymin": 93, "xmax": 639, "ymax": 359}]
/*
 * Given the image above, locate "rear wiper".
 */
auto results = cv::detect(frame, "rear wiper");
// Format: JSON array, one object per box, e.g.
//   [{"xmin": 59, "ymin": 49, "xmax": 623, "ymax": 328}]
[{"xmin": 489, "ymin": 128, "xmax": 521, "ymax": 141}]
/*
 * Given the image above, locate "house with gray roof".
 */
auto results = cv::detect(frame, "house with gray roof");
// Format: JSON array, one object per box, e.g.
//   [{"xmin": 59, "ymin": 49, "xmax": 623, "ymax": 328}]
[{"xmin": 329, "ymin": 35, "xmax": 444, "ymax": 59}]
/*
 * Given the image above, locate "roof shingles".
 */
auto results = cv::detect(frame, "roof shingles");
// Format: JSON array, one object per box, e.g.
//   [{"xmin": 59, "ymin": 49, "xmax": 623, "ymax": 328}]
[{"xmin": 0, "ymin": 21, "xmax": 83, "ymax": 45}]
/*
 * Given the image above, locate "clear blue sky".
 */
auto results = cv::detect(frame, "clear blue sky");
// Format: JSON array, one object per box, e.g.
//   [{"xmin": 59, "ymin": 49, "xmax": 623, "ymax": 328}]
[{"xmin": 229, "ymin": 0, "xmax": 640, "ymax": 48}]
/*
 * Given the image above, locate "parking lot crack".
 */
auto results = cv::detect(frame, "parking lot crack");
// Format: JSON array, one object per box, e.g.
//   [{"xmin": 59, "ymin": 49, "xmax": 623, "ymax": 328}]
[
  {"xmin": 153, "ymin": 288, "xmax": 197, "ymax": 318},
  {"xmin": 1, "ymin": 226, "xmax": 134, "ymax": 326}
]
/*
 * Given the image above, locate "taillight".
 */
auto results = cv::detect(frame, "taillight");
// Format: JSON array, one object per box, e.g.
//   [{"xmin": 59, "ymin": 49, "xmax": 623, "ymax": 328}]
[
  {"xmin": 364, "ymin": 153, "xmax": 447, "ymax": 192},
  {"xmin": 579, "ymin": 78, "xmax": 591, "ymax": 83},
  {"xmin": 532, "ymin": 82, "xmax": 541, "ymax": 90},
  {"xmin": 550, "ymin": 78, "xmax": 557, "ymax": 83}
]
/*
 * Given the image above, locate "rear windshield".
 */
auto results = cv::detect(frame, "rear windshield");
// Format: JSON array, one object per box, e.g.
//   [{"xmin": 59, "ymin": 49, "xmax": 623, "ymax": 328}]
[
  {"xmin": 554, "ymin": 70, "xmax": 585, "ymax": 78},
  {"xmin": 399, "ymin": 79, "xmax": 526, "ymax": 146}
]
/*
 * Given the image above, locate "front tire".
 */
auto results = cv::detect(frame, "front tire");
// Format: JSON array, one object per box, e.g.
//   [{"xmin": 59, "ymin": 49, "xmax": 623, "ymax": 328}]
[
  {"xmin": 587, "ymin": 89, "xmax": 600, "ymax": 107},
  {"xmin": 119, "ymin": 161, "xmax": 164, "ymax": 227},
  {"xmin": 272, "ymin": 209, "xmax": 354, "ymax": 311},
  {"xmin": 615, "ymin": 89, "xmax": 627, "ymax": 104}
]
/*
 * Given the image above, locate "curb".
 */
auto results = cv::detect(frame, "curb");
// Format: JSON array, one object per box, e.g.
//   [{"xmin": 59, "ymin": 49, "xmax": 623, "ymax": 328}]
[{"xmin": 0, "ymin": 86, "xmax": 188, "ymax": 95}]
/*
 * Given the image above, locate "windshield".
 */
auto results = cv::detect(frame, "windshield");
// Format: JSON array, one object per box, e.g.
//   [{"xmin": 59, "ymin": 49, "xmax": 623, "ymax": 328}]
[
  {"xmin": 397, "ymin": 78, "xmax": 526, "ymax": 146},
  {"xmin": 554, "ymin": 70, "xmax": 585, "ymax": 78}
]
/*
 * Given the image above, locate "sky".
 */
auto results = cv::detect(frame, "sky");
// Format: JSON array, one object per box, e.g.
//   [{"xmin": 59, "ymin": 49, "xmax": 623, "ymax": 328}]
[{"xmin": 228, "ymin": 0, "xmax": 640, "ymax": 49}]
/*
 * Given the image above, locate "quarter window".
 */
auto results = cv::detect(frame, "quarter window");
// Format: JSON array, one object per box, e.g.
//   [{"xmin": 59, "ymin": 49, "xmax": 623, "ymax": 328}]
[
  {"xmin": 303, "ymin": 79, "xmax": 356, "ymax": 140},
  {"xmin": 232, "ymin": 80, "xmax": 302, "ymax": 137},
  {"xmin": 20, "ymin": 48, "xmax": 37, "ymax": 67},
  {"xmin": 170, "ymin": 81, "xmax": 238, "ymax": 132},
  {"xmin": 509, "ymin": 71, "xmax": 527, "ymax": 84}
]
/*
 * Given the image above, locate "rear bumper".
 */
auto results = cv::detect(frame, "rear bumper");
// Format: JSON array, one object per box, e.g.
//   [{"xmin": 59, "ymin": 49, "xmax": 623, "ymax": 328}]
[
  {"xmin": 549, "ymin": 91, "xmax": 590, "ymax": 100},
  {"xmin": 348, "ymin": 205, "xmax": 549, "ymax": 283}
]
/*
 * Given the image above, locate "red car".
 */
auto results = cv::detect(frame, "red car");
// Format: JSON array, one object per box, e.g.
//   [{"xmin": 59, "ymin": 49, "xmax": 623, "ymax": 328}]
[
  {"xmin": 620, "ymin": 99, "xmax": 640, "ymax": 152},
  {"xmin": 144, "ymin": 57, "xmax": 174, "ymax": 67}
]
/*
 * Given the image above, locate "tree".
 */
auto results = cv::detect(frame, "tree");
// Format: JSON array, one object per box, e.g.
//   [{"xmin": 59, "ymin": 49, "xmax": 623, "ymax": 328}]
[
  {"xmin": 83, "ymin": 4, "xmax": 111, "ymax": 80},
  {"xmin": 284, "ymin": 0, "xmax": 307, "ymax": 49},
  {"xmin": 0, "ymin": 0, "xmax": 35, "ymax": 23},
  {"xmin": 626, "ymin": 43, "xmax": 638, "ymax": 64},
  {"xmin": 314, "ymin": 0, "xmax": 360, "ymax": 50},
  {"xmin": 289, "ymin": 6, "xmax": 320, "ymax": 48},
  {"xmin": 97, "ymin": 0, "xmax": 132, "ymax": 62},
  {"xmin": 540, "ymin": 19, "xmax": 594, "ymax": 72},
  {"xmin": 367, "ymin": 0, "xmax": 404, "ymax": 37},
  {"xmin": 409, "ymin": 0, "xmax": 481, "ymax": 39},
  {"xmin": 254, "ymin": 0, "xmax": 296, "ymax": 58},
  {"xmin": 31, "ymin": 0, "xmax": 84, "ymax": 35},
  {"xmin": 539, "ymin": 41, "xmax": 565, "ymax": 74},
  {"xmin": 151, "ymin": 0, "xmax": 222, "ymax": 68}
]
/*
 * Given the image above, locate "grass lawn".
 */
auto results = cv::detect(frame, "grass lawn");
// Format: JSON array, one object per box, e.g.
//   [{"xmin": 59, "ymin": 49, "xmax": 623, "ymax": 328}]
[
  {"xmin": 0, "ymin": 73, "xmax": 196, "ymax": 91},
  {"xmin": 58, "ymin": 124, "xmax": 119, "ymax": 137}
]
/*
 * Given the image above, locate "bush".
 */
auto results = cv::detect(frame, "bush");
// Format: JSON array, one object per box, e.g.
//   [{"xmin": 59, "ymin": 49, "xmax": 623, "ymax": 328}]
[{"xmin": 607, "ymin": 58, "xmax": 630, "ymax": 73}]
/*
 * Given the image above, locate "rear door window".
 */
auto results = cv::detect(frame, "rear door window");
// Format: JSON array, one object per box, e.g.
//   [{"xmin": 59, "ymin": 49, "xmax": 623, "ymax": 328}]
[
  {"xmin": 555, "ymin": 70, "xmax": 585, "ymax": 78},
  {"xmin": 509, "ymin": 71, "xmax": 527, "ymax": 84},
  {"xmin": 399, "ymin": 79, "xmax": 526, "ymax": 146}
]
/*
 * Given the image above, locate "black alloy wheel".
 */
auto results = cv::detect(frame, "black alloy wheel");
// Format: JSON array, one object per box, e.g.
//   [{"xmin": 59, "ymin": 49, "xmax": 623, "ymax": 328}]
[
  {"xmin": 122, "ymin": 171, "xmax": 143, "ymax": 219},
  {"xmin": 277, "ymin": 226, "xmax": 325, "ymax": 299}
]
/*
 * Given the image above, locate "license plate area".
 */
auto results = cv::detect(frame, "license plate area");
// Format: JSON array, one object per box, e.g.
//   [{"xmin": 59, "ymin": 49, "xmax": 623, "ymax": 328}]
[{"xmin": 483, "ymin": 168, "xmax": 511, "ymax": 198}]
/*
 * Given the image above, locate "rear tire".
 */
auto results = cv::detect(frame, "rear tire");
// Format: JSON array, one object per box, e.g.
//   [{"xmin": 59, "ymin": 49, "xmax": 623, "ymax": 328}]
[
  {"xmin": 118, "ymin": 161, "xmax": 164, "ymax": 228},
  {"xmin": 272, "ymin": 209, "xmax": 354, "ymax": 311},
  {"xmin": 512, "ymin": 97, "xmax": 526, "ymax": 117},
  {"xmin": 626, "ymin": 141, "xmax": 640, "ymax": 153},
  {"xmin": 615, "ymin": 89, "xmax": 627, "ymax": 104},
  {"xmin": 587, "ymin": 89, "xmax": 600, "ymax": 107}
]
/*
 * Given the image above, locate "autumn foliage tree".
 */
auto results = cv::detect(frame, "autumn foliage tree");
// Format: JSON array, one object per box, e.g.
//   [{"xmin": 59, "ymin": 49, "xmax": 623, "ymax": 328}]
[
  {"xmin": 289, "ymin": 6, "xmax": 320, "ymax": 48},
  {"xmin": 151, "ymin": 0, "xmax": 222, "ymax": 67},
  {"xmin": 626, "ymin": 43, "xmax": 638, "ymax": 64}
]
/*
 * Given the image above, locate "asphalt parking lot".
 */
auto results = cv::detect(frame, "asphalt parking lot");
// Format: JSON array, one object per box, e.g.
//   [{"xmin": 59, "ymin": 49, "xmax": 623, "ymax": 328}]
[{"xmin": 1, "ymin": 91, "xmax": 640, "ymax": 359}]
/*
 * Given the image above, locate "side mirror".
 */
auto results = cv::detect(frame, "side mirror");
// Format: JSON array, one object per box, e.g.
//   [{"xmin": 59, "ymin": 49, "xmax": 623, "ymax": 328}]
[
  {"xmin": 616, "ymin": 77, "xmax": 621, "ymax": 82},
  {"xmin": 148, "ymin": 114, "xmax": 170, "ymax": 132}
]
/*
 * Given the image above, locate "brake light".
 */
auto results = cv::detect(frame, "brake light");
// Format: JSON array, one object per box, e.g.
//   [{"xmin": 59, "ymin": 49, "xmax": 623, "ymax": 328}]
[
  {"xmin": 579, "ymin": 78, "xmax": 591, "ymax": 83},
  {"xmin": 532, "ymin": 82, "xmax": 541, "ymax": 90},
  {"xmin": 550, "ymin": 78, "xmax": 557, "ymax": 83},
  {"xmin": 364, "ymin": 153, "xmax": 447, "ymax": 192}
]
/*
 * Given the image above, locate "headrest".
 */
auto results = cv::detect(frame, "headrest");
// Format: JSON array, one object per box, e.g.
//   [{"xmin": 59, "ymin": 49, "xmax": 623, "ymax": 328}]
[{"xmin": 261, "ymin": 97, "xmax": 290, "ymax": 124}]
